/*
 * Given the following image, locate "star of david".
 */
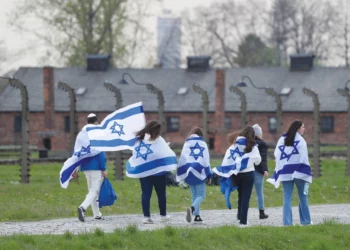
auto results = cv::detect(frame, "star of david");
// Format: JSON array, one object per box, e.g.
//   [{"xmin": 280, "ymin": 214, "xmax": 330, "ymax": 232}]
[
  {"xmin": 135, "ymin": 141, "xmax": 154, "ymax": 161},
  {"xmin": 189, "ymin": 142, "xmax": 205, "ymax": 160},
  {"xmin": 279, "ymin": 141, "xmax": 300, "ymax": 161},
  {"xmin": 74, "ymin": 145, "xmax": 91, "ymax": 157},
  {"xmin": 110, "ymin": 121, "xmax": 125, "ymax": 136},
  {"xmin": 227, "ymin": 147, "xmax": 244, "ymax": 160}
]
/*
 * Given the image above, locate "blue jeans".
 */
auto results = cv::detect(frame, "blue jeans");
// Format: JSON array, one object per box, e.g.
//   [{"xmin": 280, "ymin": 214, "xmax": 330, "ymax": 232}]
[
  {"xmin": 190, "ymin": 182, "xmax": 206, "ymax": 216},
  {"xmin": 236, "ymin": 171, "xmax": 255, "ymax": 225},
  {"xmin": 139, "ymin": 174, "xmax": 167, "ymax": 217},
  {"xmin": 282, "ymin": 179, "xmax": 311, "ymax": 226},
  {"xmin": 254, "ymin": 171, "xmax": 265, "ymax": 210}
]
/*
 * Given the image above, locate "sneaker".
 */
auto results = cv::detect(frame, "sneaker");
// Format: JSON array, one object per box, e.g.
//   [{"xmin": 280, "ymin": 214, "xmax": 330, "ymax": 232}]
[
  {"xmin": 94, "ymin": 216, "xmax": 105, "ymax": 220},
  {"xmin": 186, "ymin": 207, "xmax": 192, "ymax": 223},
  {"xmin": 160, "ymin": 215, "xmax": 170, "ymax": 222},
  {"xmin": 194, "ymin": 215, "xmax": 203, "ymax": 223},
  {"xmin": 142, "ymin": 217, "xmax": 154, "ymax": 224},
  {"xmin": 77, "ymin": 207, "xmax": 85, "ymax": 222}
]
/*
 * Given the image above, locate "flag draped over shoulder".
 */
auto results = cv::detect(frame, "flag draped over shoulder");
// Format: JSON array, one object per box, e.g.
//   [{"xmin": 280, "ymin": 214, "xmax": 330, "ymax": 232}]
[
  {"xmin": 176, "ymin": 135, "xmax": 212, "ymax": 185},
  {"xmin": 59, "ymin": 124, "xmax": 101, "ymax": 188},
  {"xmin": 126, "ymin": 135, "xmax": 177, "ymax": 178},
  {"xmin": 212, "ymin": 137, "xmax": 261, "ymax": 178},
  {"xmin": 267, "ymin": 132, "xmax": 312, "ymax": 188},
  {"xmin": 86, "ymin": 102, "xmax": 146, "ymax": 151}
]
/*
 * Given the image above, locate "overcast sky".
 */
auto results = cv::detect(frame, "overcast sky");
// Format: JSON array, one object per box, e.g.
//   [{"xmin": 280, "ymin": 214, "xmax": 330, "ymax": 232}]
[{"xmin": 0, "ymin": 0, "xmax": 216, "ymax": 74}]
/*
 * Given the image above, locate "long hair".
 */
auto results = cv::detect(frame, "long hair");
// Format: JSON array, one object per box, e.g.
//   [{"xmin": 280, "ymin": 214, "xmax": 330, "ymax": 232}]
[
  {"xmin": 239, "ymin": 126, "xmax": 256, "ymax": 153},
  {"xmin": 136, "ymin": 120, "xmax": 161, "ymax": 141},
  {"xmin": 188, "ymin": 126, "xmax": 203, "ymax": 137},
  {"xmin": 227, "ymin": 131, "xmax": 240, "ymax": 145},
  {"xmin": 285, "ymin": 120, "xmax": 303, "ymax": 146}
]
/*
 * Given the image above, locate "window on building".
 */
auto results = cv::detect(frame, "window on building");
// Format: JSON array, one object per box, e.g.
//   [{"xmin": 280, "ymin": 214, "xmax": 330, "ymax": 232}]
[
  {"xmin": 14, "ymin": 115, "xmax": 22, "ymax": 133},
  {"xmin": 320, "ymin": 116, "xmax": 334, "ymax": 133},
  {"xmin": 167, "ymin": 116, "xmax": 180, "ymax": 132},
  {"xmin": 43, "ymin": 138, "xmax": 51, "ymax": 150},
  {"xmin": 268, "ymin": 116, "xmax": 277, "ymax": 133},
  {"xmin": 224, "ymin": 116, "xmax": 231, "ymax": 129},
  {"xmin": 65, "ymin": 116, "xmax": 70, "ymax": 133}
]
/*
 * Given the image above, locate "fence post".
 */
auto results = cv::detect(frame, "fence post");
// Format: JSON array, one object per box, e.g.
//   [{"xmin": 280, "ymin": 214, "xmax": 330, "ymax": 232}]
[
  {"xmin": 303, "ymin": 88, "xmax": 321, "ymax": 177},
  {"xmin": 146, "ymin": 84, "xmax": 166, "ymax": 137},
  {"xmin": 337, "ymin": 88, "xmax": 350, "ymax": 176},
  {"xmin": 192, "ymin": 83, "xmax": 209, "ymax": 143},
  {"xmin": 229, "ymin": 85, "xmax": 247, "ymax": 129},
  {"xmin": 265, "ymin": 88, "xmax": 283, "ymax": 138},
  {"xmin": 8, "ymin": 78, "xmax": 31, "ymax": 183},
  {"xmin": 104, "ymin": 82, "xmax": 124, "ymax": 180},
  {"xmin": 58, "ymin": 82, "xmax": 78, "ymax": 155}
]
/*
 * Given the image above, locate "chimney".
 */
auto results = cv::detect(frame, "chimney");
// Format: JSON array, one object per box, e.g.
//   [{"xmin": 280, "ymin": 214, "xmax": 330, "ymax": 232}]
[
  {"xmin": 86, "ymin": 54, "xmax": 111, "ymax": 71},
  {"xmin": 214, "ymin": 69, "xmax": 226, "ymax": 155},
  {"xmin": 187, "ymin": 56, "xmax": 211, "ymax": 72},
  {"xmin": 43, "ymin": 66, "xmax": 55, "ymax": 129},
  {"xmin": 290, "ymin": 54, "xmax": 315, "ymax": 72}
]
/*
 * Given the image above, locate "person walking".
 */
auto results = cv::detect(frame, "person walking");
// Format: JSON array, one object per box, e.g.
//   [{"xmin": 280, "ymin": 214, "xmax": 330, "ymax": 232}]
[
  {"xmin": 176, "ymin": 127, "xmax": 212, "ymax": 224},
  {"xmin": 252, "ymin": 124, "xmax": 269, "ymax": 219},
  {"xmin": 213, "ymin": 126, "xmax": 261, "ymax": 226},
  {"xmin": 126, "ymin": 121, "xmax": 177, "ymax": 224},
  {"xmin": 75, "ymin": 113, "xmax": 107, "ymax": 222},
  {"xmin": 267, "ymin": 120, "xmax": 312, "ymax": 226}
]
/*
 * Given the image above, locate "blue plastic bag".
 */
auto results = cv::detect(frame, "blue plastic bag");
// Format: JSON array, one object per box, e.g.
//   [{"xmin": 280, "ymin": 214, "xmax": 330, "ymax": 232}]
[{"xmin": 98, "ymin": 177, "xmax": 117, "ymax": 208}]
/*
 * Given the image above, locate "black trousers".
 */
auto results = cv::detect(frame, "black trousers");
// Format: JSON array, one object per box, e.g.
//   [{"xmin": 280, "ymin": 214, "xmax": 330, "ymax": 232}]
[{"xmin": 236, "ymin": 171, "xmax": 255, "ymax": 225}]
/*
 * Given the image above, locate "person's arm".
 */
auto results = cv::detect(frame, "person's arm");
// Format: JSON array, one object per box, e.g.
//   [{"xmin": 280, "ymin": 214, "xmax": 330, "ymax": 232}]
[
  {"xmin": 99, "ymin": 152, "xmax": 107, "ymax": 177},
  {"xmin": 260, "ymin": 141, "xmax": 269, "ymax": 176}
]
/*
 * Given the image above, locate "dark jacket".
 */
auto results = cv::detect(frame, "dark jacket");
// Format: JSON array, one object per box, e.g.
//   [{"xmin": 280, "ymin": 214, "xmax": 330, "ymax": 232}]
[{"xmin": 254, "ymin": 138, "xmax": 269, "ymax": 174}]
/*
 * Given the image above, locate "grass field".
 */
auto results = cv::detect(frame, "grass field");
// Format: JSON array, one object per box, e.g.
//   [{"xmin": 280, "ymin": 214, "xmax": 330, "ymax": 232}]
[{"xmin": 0, "ymin": 158, "xmax": 348, "ymax": 222}]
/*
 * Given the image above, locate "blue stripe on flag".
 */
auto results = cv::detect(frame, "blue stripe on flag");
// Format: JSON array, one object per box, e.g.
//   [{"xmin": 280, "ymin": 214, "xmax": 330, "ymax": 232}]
[
  {"xmin": 185, "ymin": 137, "xmax": 205, "ymax": 142},
  {"xmin": 86, "ymin": 106, "xmax": 144, "ymax": 132},
  {"xmin": 236, "ymin": 138, "xmax": 247, "ymax": 145},
  {"xmin": 177, "ymin": 162, "xmax": 206, "ymax": 175},
  {"xmin": 271, "ymin": 163, "xmax": 311, "ymax": 181},
  {"xmin": 60, "ymin": 157, "xmax": 90, "ymax": 185},
  {"xmin": 90, "ymin": 138, "xmax": 137, "ymax": 148},
  {"xmin": 126, "ymin": 156, "xmax": 177, "ymax": 175}
]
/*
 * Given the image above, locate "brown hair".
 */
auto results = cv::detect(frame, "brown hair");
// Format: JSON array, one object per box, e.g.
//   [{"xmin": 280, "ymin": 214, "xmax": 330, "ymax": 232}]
[
  {"xmin": 188, "ymin": 126, "xmax": 204, "ymax": 137},
  {"xmin": 239, "ymin": 126, "xmax": 256, "ymax": 153},
  {"xmin": 136, "ymin": 120, "xmax": 161, "ymax": 141},
  {"xmin": 284, "ymin": 120, "xmax": 303, "ymax": 146},
  {"xmin": 227, "ymin": 131, "xmax": 240, "ymax": 145}
]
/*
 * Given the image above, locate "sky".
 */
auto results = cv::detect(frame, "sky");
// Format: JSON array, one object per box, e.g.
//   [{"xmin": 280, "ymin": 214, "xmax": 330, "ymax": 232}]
[{"xmin": 0, "ymin": 0, "xmax": 216, "ymax": 75}]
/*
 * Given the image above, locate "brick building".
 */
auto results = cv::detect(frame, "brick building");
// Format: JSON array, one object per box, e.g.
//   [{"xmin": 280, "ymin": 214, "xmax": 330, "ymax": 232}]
[{"xmin": 0, "ymin": 56, "xmax": 348, "ymax": 155}]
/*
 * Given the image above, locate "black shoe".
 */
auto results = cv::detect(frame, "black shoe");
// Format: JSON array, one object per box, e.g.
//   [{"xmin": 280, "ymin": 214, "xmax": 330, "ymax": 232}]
[
  {"xmin": 259, "ymin": 210, "xmax": 269, "ymax": 219},
  {"xmin": 95, "ymin": 216, "xmax": 105, "ymax": 220},
  {"xmin": 77, "ymin": 207, "xmax": 85, "ymax": 222},
  {"xmin": 194, "ymin": 215, "xmax": 203, "ymax": 223}
]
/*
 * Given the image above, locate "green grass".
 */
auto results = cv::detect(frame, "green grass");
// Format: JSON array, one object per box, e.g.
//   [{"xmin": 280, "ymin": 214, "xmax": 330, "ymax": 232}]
[
  {"xmin": 0, "ymin": 158, "xmax": 349, "ymax": 222},
  {"xmin": 0, "ymin": 222, "xmax": 350, "ymax": 250}
]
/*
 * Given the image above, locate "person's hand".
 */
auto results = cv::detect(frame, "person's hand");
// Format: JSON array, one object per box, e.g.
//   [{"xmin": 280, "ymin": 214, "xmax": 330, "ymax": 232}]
[
  {"xmin": 263, "ymin": 171, "xmax": 269, "ymax": 177},
  {"xmin": 72, "ymin": 171, "xmax": 78, "ymax": 179},
  {"xmin": 207, "ymin": 178, "xmax": 212, "ymax": 185},
  {"xmin": 102, "ymin": 171, "xmax": 107, "ymax": 177}
]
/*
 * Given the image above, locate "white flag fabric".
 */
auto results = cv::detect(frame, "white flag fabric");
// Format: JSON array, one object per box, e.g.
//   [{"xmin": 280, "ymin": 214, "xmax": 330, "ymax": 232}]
[
  {"xmin": 59, "ymin": 124, "xmax": 101, "ymax": 188},
  {"xmin": 86, "ymin": 102, "xmax": 146, "ymax": 151},
  {"xmin": 126, "ymin": 135, "xmax": 177, "ymax": 178},
  {"xmin": 267, "ymin": 132, "xmax": 312, "ymax": 188},
  {"xmin": 176, "ymin": 135, "xmax": 212, "ymax": 185},
  {"xmin": 212, "ymin": 136, "xmax": 261, "ymax": 178}
]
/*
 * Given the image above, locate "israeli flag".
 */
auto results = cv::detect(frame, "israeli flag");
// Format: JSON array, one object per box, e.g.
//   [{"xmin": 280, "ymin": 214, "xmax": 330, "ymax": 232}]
[
  {"xmin": 176, "ymin": 135, "xmax": 212, "ymax": 185},
  {"xmin": 267, "ymin": 132, "xmax": 312, "ymax": 188},
  {"xmin": 212, "ymin": 137, "xmax": 261, "ymax": 178},
  {"xmin": 86, "ymin": 102, "xmax": 146, "ymax": 151},
  {"xmin": 59, "ymin": 124, "xmax": 101, "ymax": 188},
  {"xmin": 126, "ymin": 135, "xmax": 177, "ymax": 178}
]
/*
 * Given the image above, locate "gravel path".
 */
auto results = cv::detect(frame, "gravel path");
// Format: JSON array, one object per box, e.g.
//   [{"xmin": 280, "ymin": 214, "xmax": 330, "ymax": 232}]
[{"xmin": 1, "ymin": 204, "xmax": 349, "ymax": 236}]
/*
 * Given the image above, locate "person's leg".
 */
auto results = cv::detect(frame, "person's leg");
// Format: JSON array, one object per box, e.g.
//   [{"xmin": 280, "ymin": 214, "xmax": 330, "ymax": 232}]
[
  {"xmin": 79, "ymin": 171, "xmax": 103, "ymax": 218},
  {"xmin": 295, "ymin": 179, "xmax": 311, "ymax": 225},
  {"xmin": 139, "ymin": 176, "xmax": 153, "ymax": 217},
  {"xmin": 236, "ymin": 175, "xmax": 243, "ymax": 221},
  {"xmin": 192, "ymin": 182, "xmax": 206, "ymax": 216},
  {"xmin": 254, "ymin": 171, "xmax": 264, "ymax": 210},
  {"xmin": 153, "ymin": 174, "xmax": 167, "ymax": 216},
  {"xmin": 282, "ymin": 180, "xmax": 294, "ymax": 226},
  {"xmin": 238, "ymin": 172, "xmax": 254, "ymax": 225}
]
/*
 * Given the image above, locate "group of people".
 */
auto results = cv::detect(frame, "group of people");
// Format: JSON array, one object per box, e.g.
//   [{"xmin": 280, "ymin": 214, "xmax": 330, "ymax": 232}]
[{"xmin": 74, "ymin": 114, "xmax": 312, "ymax": 227}]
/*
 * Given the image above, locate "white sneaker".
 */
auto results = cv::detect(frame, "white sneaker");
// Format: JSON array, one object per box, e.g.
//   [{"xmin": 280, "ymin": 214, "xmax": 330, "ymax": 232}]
[
  {"xmin": 160, "ymin": 215, "xmax": 170, "ymax": 222},
  {"xmin": 143, "ymin": 217, "xmax": 154, "ymax": 224},
  {"xmin": 186, "ymin": 207, "xmax": 192, "ymax": 223}
]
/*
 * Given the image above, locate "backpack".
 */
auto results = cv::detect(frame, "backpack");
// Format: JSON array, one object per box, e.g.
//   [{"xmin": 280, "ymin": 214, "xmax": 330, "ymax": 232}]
[
  {"xmin": 98, "ymin": 177, "xmax": 117, "ymax": 208},
  {"xmin": 166, "ymin": 171, "xmax": 179, "ymax": 187}
]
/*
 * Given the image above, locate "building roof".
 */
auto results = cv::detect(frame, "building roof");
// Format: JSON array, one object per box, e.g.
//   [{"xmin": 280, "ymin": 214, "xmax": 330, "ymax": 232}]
[{"xmin": 0, "ymin": 66, "xmax": 348, "ymax": 112}]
